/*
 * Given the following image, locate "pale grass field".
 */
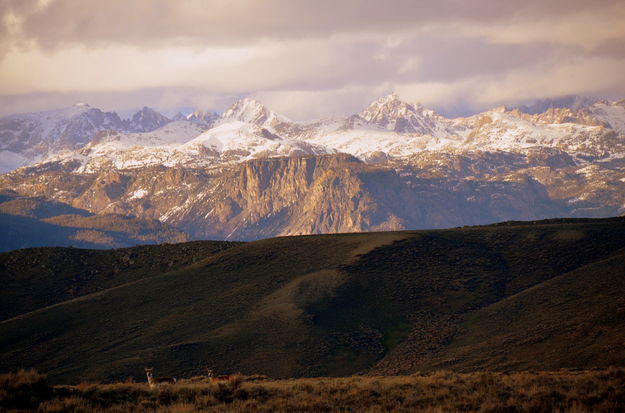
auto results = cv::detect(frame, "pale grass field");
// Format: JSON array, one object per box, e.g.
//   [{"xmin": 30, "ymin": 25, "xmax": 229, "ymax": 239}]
[{"xmin": 1, "ymin": 368, "xmax": 624, "ymax": 412}]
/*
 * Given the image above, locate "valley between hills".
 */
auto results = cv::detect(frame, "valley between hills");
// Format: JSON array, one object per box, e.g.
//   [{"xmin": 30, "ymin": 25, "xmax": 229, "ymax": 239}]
[{"xmin": 1, "ymin": 217, "xmax": 624, "ymax": 385}]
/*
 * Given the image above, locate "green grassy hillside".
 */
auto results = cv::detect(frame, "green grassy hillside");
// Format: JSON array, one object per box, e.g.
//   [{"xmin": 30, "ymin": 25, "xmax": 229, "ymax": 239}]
[{"xmin": 1, "ymin": 217, "xmax": 624, "ymax": 383}]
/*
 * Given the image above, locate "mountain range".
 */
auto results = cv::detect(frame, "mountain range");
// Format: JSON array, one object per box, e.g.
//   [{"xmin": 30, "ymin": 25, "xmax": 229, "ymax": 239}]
[
  {"xmin": 1, "ymin": 94, "xmax": 624, "ymax": 246},
  {"xmin": 0, "ymin": 104, "xmax": 172, "ymax": 173}
]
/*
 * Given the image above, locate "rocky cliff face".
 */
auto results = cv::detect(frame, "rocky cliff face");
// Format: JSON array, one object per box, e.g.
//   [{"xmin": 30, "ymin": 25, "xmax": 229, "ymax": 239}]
[
  {"xmin": 1, "ymin": 155, "xmax": 405, "ymax": 240},
  {"xmin": 2, "ymin": 151, "xmax": 616, "ymax": 242},
  {"xmin": 175, "ymin": 155, "xmax": 408, "ymax": 239}
]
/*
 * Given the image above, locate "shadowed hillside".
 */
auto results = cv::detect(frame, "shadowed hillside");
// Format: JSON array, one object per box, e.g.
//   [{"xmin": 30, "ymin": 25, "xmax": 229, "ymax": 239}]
[
  {"xmin": 0, "ymin": 191, "xmax": 189, "ymax": 252},
  {"xmin": 0, "ymin": 240, "xmax": 240, "ymax": 321},
  {"xmin": 1, "ymin": 217, "xmax": 625, "ymax": 383}
]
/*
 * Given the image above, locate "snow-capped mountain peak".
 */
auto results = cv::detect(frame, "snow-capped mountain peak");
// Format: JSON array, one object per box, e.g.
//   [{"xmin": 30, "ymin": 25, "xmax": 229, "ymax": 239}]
[
  {"xmin": 359, "ymin": 93, "xmax": 452, "ymax": 136},
  {"xmin": 126, "ymin": 107, "xmax": 170, "ymax": 132},
  {"xmin": 221, "ymin": 98, "xmax": 291, "ymax": 128},
  {"xmin": 222, "ymin": 98, "xmax": 268, "ymax": 122},
  {"xmin": 361, "ymin": 93, "xmax": 412, "ymax": 120}
]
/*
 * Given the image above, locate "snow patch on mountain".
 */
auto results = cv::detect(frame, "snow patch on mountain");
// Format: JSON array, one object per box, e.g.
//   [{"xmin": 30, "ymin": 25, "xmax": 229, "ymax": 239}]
[
  {"xmin": 471, "ymin": 110, "xmax": 598, "ymax": 147},
  {"xmin": 49, "ymin": 120, "xmax": 331, "ymax": 172},
  {"xmin": 184, "ymin": 121, "xmax": 331, "ymax": 159},
  {"xmin": 128, "ymin": 188, "xmax": 148, "ymax": 200},
  {"xmin": 307, "ymin": 126, "xmax": 461, "ymax": 159},
  {"xmin": 86, "ymin": 121, "xmax": 206, "ymax": 149}
]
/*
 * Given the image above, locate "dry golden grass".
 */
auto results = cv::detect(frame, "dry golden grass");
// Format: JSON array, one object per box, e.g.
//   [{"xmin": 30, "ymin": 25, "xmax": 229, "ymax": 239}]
[
  {"xmin": 0, "ymin": 369, "xmax": 51, "ymax": 411},
  {"xmin": 2, "ymin": 368, "xmax": 624, "ymax": 412}
]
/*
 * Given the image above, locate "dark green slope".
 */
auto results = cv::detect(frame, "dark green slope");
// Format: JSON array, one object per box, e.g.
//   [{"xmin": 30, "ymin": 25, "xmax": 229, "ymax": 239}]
[
  {"xmin": 0, "ymin": 240, "xmax": 240, "ymax": 321},
  {"xmin": 1, "ymin": 218, "xmax": 625, "ymax": 383},
  {"xmin": 0, "ymin": 231, "xmax": 405, "ymax": 382},
  {"xmin": 407, "ymin": 248, "xmax": 625, "ymax": 372},
  {"xmin": 311, "ymin": 218, "xmax": 625, "ymax": 375}
]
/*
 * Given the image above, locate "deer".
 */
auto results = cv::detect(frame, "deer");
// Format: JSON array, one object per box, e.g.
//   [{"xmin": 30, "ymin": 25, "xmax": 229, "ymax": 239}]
[
  {"xmin": 207, "ymin": 369, "xmax": 232, "ymax": 382},
  {"xmin": 145, "ymin": 368, "xmax": 176, "ymax": 388}
]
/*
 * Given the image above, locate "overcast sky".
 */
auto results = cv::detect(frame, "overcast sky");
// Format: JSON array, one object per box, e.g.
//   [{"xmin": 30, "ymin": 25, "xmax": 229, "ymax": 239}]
[{"xmin": 1, "ymin": 0, "xmax": 624, "ymax": 119}]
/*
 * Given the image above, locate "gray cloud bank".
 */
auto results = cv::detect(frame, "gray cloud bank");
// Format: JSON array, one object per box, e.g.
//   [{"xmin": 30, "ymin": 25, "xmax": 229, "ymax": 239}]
[
  {"xmin": 1, "ymin": 0, "xmax": 624, "ymax": 119},
  {"xmin": 3, "ymin": 0, "xmax": 620, "ymax": 49}
]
